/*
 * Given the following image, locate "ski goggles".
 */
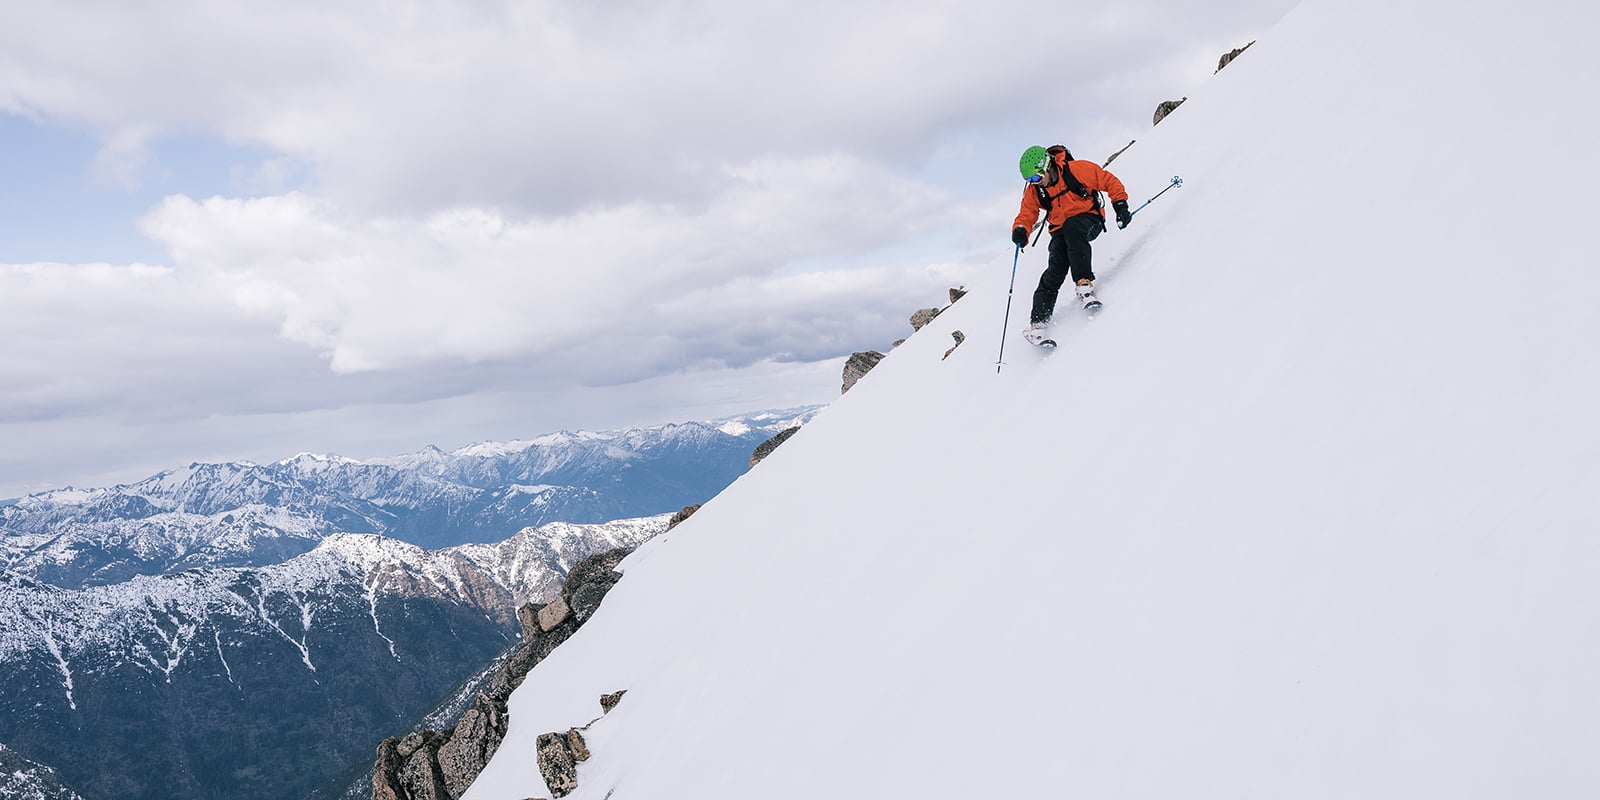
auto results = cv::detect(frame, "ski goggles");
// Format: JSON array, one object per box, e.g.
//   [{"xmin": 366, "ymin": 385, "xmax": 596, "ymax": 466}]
[{"xmin": 1025, "ymin": 166, "xmax": 1049, "ymax": 184}]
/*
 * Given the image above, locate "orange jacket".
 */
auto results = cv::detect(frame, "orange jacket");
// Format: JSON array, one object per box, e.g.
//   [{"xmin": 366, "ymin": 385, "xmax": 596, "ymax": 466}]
[{"xmin": 1013, "ymin": 149, "xmax": 1130, "ymax": 233}]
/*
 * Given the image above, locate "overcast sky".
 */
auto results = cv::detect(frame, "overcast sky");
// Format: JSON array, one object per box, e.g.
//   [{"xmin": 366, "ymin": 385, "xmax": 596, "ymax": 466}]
[{"xmin": 0, "ymin": 0, "xmax": 1296, "ymax": 498}]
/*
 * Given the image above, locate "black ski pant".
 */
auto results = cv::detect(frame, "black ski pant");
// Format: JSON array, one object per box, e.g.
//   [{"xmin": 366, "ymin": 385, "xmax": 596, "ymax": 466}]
[{"xmin": 1030, "ymin": 212, "xmax": 1103, "ymax": 324}]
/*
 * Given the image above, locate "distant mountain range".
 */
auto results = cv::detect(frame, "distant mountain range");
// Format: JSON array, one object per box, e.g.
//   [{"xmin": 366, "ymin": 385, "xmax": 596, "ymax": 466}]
[
  {"xmin": 0, "ymin": 516, "xmax": 665, "ymax": 800},
  {"xmin": 2, "ymin": 408, "xmax": 817, "ymax": 589},
  {"xmin": 0, "ymin": 407, "xmax": 818, "ymax": 800}
]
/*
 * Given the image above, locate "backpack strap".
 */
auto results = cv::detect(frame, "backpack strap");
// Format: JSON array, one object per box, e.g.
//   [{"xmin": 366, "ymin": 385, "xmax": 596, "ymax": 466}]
[
  {"xmin": 1032, "ymin": 145, "xmax": 1105, "ymax": 238},
  {"xmin": 1049, "ymin": 145, "xmax": 1102, "ymax": 213}
]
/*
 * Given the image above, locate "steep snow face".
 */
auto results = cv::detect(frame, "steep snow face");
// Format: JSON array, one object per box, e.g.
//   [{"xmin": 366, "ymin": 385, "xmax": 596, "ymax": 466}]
[{"xmin": 464, "ymin": 3, "xmax": 1600, "ymax": 799}]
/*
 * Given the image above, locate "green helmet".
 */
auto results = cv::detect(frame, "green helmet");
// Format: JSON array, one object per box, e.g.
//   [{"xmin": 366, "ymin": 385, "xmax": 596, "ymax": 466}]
[{"xmin": 1018, "ymin": 145, "xmax": 1051, "ymax": 179}]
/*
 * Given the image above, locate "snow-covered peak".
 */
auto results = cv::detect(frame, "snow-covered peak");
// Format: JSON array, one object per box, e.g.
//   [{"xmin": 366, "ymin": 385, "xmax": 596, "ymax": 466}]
[
  {"xmin": 448, "ymin": 440, "xmax": 541, "ymax": 458},
  {"xmin": 19, "ymin": 487, "xmax": 102, "ymax": 507},
  {"xmin": 276, "ymin": 452, "xmax": 363, "ymax": 470},
  {"xmin": 314, "ymin": 531, "xmax": 431, "ymax": 569}
]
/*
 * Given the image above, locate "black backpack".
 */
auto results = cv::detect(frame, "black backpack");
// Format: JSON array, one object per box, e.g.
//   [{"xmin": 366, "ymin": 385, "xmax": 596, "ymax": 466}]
[{"xmin": 1034, "ymin": 144, "xmax": 1105, "ymax": 231}]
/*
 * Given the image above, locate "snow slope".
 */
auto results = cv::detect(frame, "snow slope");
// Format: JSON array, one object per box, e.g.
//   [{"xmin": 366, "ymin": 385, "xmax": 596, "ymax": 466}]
[{"xmin": 465, "ymin": 1, "xmax": 1600, "ymax": 797}]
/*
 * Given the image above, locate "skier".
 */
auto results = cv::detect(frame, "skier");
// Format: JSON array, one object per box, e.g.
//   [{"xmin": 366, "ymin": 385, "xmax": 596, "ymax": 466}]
[{"xmin": 1010, "ymin": 145, "xmax": 1132, "ymax": 344}]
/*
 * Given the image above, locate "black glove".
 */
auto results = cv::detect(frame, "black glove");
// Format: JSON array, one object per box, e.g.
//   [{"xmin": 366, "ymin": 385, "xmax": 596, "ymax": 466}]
[
  {"xmin": 1011, "ymin": 226, "xmax": 1029, "ymax": 248},
  {"xmin": 1113, "ymin": 199, "xmax": 1132, "ymax": 229}
]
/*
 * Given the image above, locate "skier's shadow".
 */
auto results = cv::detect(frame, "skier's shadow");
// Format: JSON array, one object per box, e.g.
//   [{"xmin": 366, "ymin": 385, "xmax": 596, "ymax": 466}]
[{"xmin": 1096, "ymin": 227, "xmax": 1155, "ymax": 290}]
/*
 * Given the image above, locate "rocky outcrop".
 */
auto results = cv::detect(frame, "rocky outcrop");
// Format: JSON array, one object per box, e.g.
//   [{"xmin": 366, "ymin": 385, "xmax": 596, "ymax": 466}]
[
  {"xmin": 371, "ymin": 547, "xmax": 634, "ymax": 800},
  {"xmin": 1217, "ymin": 41, "xmax": 1254, "ymax": 72},
  {"xmin": 943, "ymin": 330, "xmax": 966, "ymax": 361},
  {"xmin": 1154, "ymin": 97, "xmax": 1187, "ymax": 125},
  {"xmin": 666, "ymin": 504, "xmax": 700, "ymax": 530},
  {"xmin": 534, "ymin": 729, "xmax": 588, "ymax": 798},
  {"xmin": 436, "ymin": 695, "xmax": 505, "ymax": 799},
  {"xmin": 529, "ymin": 690, "xmax": 628, "ymax": 798},
  {"xmin": 845, "ymin": 287, "xmax": 971, "ymax": 389},
  {"xmin": 1103, "ymin": 139, "xmax": 1136, "ymax": 166},
  {"xmin": 750, "ymin": 427, "xmax": 801, "ymax": 467},
  {"xmin": 842, "ymin": 351, "xmax": 886, "ymax": 393}
]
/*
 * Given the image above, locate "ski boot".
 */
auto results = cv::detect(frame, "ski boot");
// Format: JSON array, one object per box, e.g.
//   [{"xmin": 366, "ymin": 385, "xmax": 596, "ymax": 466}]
[
  {"xmin": 1075, "ymin": 280, "xmax": 1103, "ymax": 317},
  {"xmin": 1023, "ymin": 321, "xmax": 1056, "ymax": 348}
]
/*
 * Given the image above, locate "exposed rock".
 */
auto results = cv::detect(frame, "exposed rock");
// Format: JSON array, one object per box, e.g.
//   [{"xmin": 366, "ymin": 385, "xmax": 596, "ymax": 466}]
[
  {"xmin": 535, "ymin": 732, "xmax": 580, "ymax": 798},
  {"xmin": 566, "ymin": 728, "xmax": 591, "ymax": 762},
  {"xmin": 1217, "ymin": 41, "xmax": 1255, "ymax": 72},
  {"xmin": 516, "ymin": 602, "xmax": 542, "ymax": 639},
  {"xmin": 842, "ymin": 351, "xmax": 885, "ymax": 394},
  {"xmin": 1154, "ymin": 97, "xmax": 1187, "ymax": 126},
  {"xmin": 846, "ymin": 286, "xmax": 972, "ymax": 378},
  {"xmin": 564, "ymin": 548, "xmax": 629, "ymax": 623},
  {"xmin": 372, "ymin": 548, "xmax": 634, "ymax": 800},
  {"xmin": 600, "ymin": 690, "xmax": 627, "ymax": 714},
  {"xmin": 943, "ymin": 330, "xmax": 966, "ymax": 361},
  {"xmin": 437, "ymin": 694, "xmax": 506, "ymax": 799},
  {"xmin": 1103, "ymin": 139, "xmax": 1136, "ymax": 166},
  {"xmin": 537, "ymin": 596, "xmax": 572, "ymax": 631},
  {"xmin": 372, "ymin": 739, "xmax": 407, "ymax": 800},
  {"xmin": 666, "ymin": 504, "xmax": 701, "ymax": 530},
  {"xmin": 397, "ymin": 731, "xmax": 429, "ymax": 759},
  {"xmin": 398, "ymin": 734, "xmax": 451, "ymax": 800},
  {"xmin": 750, "ymin": 426, "xmax": 801, "ymax": 467}
]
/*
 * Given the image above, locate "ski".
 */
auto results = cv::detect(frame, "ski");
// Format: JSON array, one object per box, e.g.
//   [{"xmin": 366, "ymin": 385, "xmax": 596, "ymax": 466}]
[{"xmin": 1022, "ymin": 328, "xmax": 1057, "ymax": 350}]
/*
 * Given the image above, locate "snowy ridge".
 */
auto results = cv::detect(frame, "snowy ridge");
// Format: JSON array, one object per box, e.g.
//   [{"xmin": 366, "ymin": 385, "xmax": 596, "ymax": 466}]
[
  {"xmin": 0, "ymin": 514, "xmax": 666, "ymax": 800},
  {"xmin": 5, "ymin": 503, "xmax": 330, "ymax": 573},
  {"xmin": 2, "ymin": 407, "xmax": 818, "ymax": 586},
  {"xmin": 0, "ymin": 742, "xmax": 86, "ymax": 800},
  {"xmin": 0, "ymin": 515, "xmax": 667, "ymax": 682}
]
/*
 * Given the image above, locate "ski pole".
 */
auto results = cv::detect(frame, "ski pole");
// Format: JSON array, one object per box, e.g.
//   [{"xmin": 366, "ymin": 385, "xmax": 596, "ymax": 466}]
[
  {"xmin": 1128, "ymin": 175, "xmax": 1183, "ymax": 218},
  {"xmin": 995, "ymin": 245, "xmax": 1022, "ymax": 373}
]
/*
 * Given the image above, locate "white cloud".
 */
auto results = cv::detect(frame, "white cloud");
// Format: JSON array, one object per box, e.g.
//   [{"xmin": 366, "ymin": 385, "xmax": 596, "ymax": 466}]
[
  {"xmin": 0, "ymin": 0, "xmax": 1297, "ymax": 495},
  {"xmin": 0, "ymin": 1, "xmax": 1293, "ymax": 214},
  {"xmin": 136, "ymin": 154, "xmax": 968, "ymax": 376}
]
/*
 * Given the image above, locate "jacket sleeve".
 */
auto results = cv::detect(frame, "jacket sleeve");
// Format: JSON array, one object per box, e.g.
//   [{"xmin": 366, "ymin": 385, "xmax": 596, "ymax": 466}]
[
  {"xmin": 1013, "ymin": 186, "xmax": 1042, "ymax": 232},
  {"xmin": 1088, "ymin": 163, "xmax": 1130, "ymax": 203}
]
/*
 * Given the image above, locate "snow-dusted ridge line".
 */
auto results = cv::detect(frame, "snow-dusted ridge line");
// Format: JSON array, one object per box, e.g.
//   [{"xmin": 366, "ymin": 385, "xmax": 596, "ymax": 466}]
[
  {"xmin": 0, "ymin": 741, "xmax": 87, "ymax": 800},
  {"xmin": 1, "ymin": 406, "xmax": 820, "ymax": 587},
  {"xmin": 0, "ymin": 514, "xmax": 669, "ymax": 677},
  {"xmin": 7, "ymin": 405, "xmax": 818, "ymax": 506}
]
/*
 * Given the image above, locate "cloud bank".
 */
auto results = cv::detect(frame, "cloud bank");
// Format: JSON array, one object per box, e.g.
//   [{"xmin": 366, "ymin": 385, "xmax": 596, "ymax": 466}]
[{"xmin": 0, "ymin": 0, "xmax": 1296, "ymax": 495}]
